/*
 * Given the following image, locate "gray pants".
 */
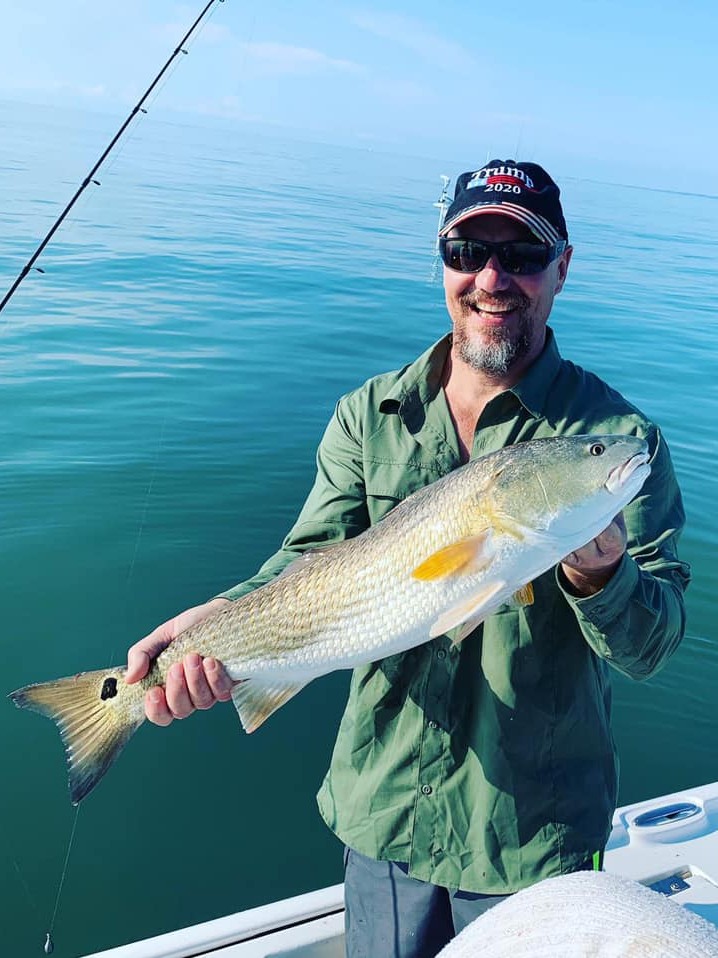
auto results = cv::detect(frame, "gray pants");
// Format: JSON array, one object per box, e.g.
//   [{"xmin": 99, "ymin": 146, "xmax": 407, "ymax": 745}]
[
  {"xmin": 344, "ymin": 847, "xmax": 602, "ymax": 958},
  {"xmin": 344, "ymin": 848, "xmax": 508, "ymax": 958}
]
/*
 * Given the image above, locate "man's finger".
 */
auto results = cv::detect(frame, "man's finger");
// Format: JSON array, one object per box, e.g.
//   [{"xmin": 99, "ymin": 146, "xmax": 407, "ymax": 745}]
[
  {"xmin": 184, "ymin": 653, "xmax": 216, "ymax": 710},
  {"xmin": 164, "ymin": 662, "xmax": 194, "ymax": 719},
  {"xmin": 126, "ymin": 647, "xmax": 152, "ymax": 685},
  {"xmin": 126, "ymin": 626, "xmax": 176, "ymax": 684},
  {"xmin": 145, "ymin": 686, "xmax": 174, "ymax": 727},
  {"xmin": 204, "ymin": 657, "xmax": 235, "ymax": 702}
]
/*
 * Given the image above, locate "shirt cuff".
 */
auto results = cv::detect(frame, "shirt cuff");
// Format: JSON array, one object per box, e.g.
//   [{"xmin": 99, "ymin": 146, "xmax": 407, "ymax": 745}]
[
  {"xmin": 214, "ymin": 585, "xmax": 250, "ymax": 601},
  {"xmin": 556, "ymin": 552, "xmax": 640, "ymax": 631}
]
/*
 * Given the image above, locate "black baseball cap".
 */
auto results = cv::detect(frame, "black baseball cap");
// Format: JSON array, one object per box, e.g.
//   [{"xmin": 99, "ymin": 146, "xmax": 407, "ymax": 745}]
[{"xmin": 439, "ymin": 160, "xmax": 568, "ymax": 244}]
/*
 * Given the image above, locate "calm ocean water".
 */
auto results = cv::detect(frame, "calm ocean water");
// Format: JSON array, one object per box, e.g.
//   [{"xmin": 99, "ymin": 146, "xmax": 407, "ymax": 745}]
[{"xmin": 1, "ymin": 101, "xmax": 717, "ymax": 956}]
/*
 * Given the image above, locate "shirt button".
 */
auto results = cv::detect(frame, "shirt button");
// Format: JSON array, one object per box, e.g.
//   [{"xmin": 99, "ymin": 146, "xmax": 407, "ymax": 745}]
[
  {"xmin": 421, "ymin": 784, "xmax": 433, "ymax": 796},
  {"xmin": 428, "ymin": 720, "xmax": 438, "ymax": 729},
  {"xmin": 436, "ymin": 649, "xmax": 447, "ymax": 660}
]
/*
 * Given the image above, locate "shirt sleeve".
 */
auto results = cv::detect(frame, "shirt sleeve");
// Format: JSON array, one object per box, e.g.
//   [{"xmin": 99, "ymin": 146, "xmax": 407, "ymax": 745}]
[
  {"xmin": 556, "ymin": 427, "xmax": 691, "ymax": 680},
  {"xmin": 218, "ymin": 396, "xmax": 369, "ymax": 601}
]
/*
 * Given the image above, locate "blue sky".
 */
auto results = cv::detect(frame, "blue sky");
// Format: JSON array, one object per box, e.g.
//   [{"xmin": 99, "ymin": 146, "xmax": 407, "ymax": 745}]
[{"xmin": 2, "ymin": 0, "xmax": 717, "ymax": 192}]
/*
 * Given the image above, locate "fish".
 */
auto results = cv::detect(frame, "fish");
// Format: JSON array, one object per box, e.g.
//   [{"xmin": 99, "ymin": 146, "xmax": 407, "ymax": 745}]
[{"xmin": 9, "ymin": 434, "xmax": 650, "ymax": 804}]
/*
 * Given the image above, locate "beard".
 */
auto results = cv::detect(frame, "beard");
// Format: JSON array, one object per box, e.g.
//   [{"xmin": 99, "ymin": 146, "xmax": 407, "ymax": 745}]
[{"xmin": 453, "ymin": 290, "xmax": 534, "ymax": 377}]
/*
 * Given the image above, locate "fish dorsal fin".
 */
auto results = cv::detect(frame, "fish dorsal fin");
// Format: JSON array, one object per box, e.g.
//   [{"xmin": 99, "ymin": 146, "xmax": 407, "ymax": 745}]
[
  {"xmin": 429, "ymin": 580, "xmax": 507, "ymax": 639},
  {"xmin": 230, "ymin": 679, "xmax": 309, "ymax": 733},
  {"xmin": 511, "ymin": 582, "xmax": 535, "ymax": 606},
  {"xmin": 412, "ymin": 530, "xmax": 494, "ymax": 582}
]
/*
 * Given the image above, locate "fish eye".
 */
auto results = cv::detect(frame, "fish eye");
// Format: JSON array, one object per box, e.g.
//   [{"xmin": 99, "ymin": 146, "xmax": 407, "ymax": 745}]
[{"xmin": 589, "ymin": 442, "xmax": 605, "ymax": 457}]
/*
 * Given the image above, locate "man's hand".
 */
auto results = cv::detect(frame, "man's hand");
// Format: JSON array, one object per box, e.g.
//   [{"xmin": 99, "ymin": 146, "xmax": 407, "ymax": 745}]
[
  {"xmin": 560, "ymin": 513, "xmax": 627, "ymax": 597},
  {"xmin": 126, "ymin": 597, "xmax": 236, "ymax": 726}
]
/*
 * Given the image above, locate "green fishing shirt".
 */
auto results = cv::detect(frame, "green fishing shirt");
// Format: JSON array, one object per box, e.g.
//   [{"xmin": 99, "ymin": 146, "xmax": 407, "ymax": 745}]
[{"xmin": 221, "ymin": 329, "xmax": 689, "ymax": 895}]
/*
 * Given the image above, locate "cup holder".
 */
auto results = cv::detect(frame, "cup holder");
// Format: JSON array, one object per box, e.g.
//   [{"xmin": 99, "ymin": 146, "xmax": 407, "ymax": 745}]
[
  {"xmin": 633, "ymin": 802, "xmax": 702, "ymax": 828},
  {"xmin": 628, "ymin": 800, "xmax": 709, "ymax": 843}
]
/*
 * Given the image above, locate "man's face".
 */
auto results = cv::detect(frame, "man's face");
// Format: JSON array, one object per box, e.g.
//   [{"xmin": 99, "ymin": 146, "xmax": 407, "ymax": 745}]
[{"xmin": 443, "ymin": 214, "xmax": 572, "ymax": 378}]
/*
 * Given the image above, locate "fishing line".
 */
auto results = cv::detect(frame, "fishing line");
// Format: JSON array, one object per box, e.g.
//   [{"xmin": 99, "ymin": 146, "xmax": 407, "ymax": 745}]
[
  {"xmin": 125, "ymin": 417, "xmax": 168, "ymax": 593},
  {"xmin": 0, "ymin": 0, "xmax": 227, "ymax": 315},
  {"xmin": 43, "ymin": 806, "xmax": 81, "ymax": 954},
  {"xmin": 107, "ymin": 0, "xmax": 260, "ymax": 686},
  {"xmin": 106, "ymin": 413, "xmax": 169, "ymax": 671},
  {"xmin": 107, "ymin": 3, "xmax": 232, "ymax": 665}
]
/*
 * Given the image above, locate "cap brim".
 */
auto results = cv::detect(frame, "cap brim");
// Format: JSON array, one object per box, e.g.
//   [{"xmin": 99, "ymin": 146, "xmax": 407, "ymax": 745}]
[{"xmin": 440, "ymin": 202, "xmax": 561, "ymax": 245}]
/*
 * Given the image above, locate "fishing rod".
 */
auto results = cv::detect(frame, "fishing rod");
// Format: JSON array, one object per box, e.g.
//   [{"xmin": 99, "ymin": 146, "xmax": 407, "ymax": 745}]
[
  {"xmin": 433, "ymin": 174, "xmax": 451, "ymax": 241},
  {"xmin": 429, "ymin": 174, "xmax": 451, "ymax": 283},
  {"xmin": 5, "ymin": 5, "xmax": 230, "ymax": 954},
  {"xmin": 0, "ymin": 0, "xmax": 225, "ymax": 315}
]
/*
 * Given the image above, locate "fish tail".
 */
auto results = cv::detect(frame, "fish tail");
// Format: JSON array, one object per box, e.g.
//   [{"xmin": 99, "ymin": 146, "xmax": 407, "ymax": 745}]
[{"xmin": 9, "ymin": 668, "xmax": 145, "ymax": 804}]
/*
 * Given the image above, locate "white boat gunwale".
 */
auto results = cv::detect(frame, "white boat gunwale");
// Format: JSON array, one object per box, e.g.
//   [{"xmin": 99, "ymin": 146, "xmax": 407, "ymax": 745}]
[{"xmin": 82, "ymin": 780, "xmax": 718, "ymax": 957}]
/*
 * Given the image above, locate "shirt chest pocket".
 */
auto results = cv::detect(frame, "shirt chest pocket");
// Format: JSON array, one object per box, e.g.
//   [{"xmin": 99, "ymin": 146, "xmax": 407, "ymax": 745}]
[{"xmin": 364, "ymin": 459, "xmax": 445, "ymax": 525}]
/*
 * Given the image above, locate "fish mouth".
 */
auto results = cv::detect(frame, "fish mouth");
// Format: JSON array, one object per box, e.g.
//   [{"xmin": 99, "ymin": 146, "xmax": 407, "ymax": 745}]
[{"xmin": 605, "ymin": 452, "xmax": 651, "ymax": 494}]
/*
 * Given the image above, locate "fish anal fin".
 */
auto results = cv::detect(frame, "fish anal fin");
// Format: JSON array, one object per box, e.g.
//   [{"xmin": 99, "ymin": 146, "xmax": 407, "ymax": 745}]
[
  {"xmin": 231, "ymin": 679, "xmax": 309, "ymax": 733},
  {"xmin": 429, "ymin": 580, "xmax": 507, "ymax": 640},
  {"xmin": 454, "ymin": 614, "xmax": 485, "ymax": 645},
  {"xmin": 412, "ymin": 531, "xmax": 493, "ymax": 582}
]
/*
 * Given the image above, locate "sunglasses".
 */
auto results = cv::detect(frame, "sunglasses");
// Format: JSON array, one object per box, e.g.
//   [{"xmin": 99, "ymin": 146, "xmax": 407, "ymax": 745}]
[{"xmin": 439, "ymin": 237, "xmax": 567, "ymax": 276}]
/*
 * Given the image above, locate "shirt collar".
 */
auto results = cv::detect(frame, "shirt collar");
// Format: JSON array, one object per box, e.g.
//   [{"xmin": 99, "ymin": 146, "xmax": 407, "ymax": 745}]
[
  {"xmin": 378, "ymin": 328, "xmax": 562, "ymax": 425},
  {"xmin": 378, "ymin": 334, "xmax": 451, "ymax": 427}
]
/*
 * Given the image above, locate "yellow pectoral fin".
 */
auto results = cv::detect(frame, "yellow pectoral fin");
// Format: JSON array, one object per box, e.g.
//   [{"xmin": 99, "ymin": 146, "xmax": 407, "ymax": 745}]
[
  {"xmin": 512, "ymin": 582, "xmax": 535, "ymax": 606},
  {"xmin": 412, "ymin": 531, "xmax": 494, "ymax": 582},
  {"xmin": 429, "ymin": 580, "xmax": 507, "ymax": 639}
]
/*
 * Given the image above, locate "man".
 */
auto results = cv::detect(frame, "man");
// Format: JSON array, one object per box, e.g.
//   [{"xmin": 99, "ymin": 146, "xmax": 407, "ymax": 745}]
[{"xmin": 126, "ymin": 160, "xmax": 689, "ymax": 956}]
